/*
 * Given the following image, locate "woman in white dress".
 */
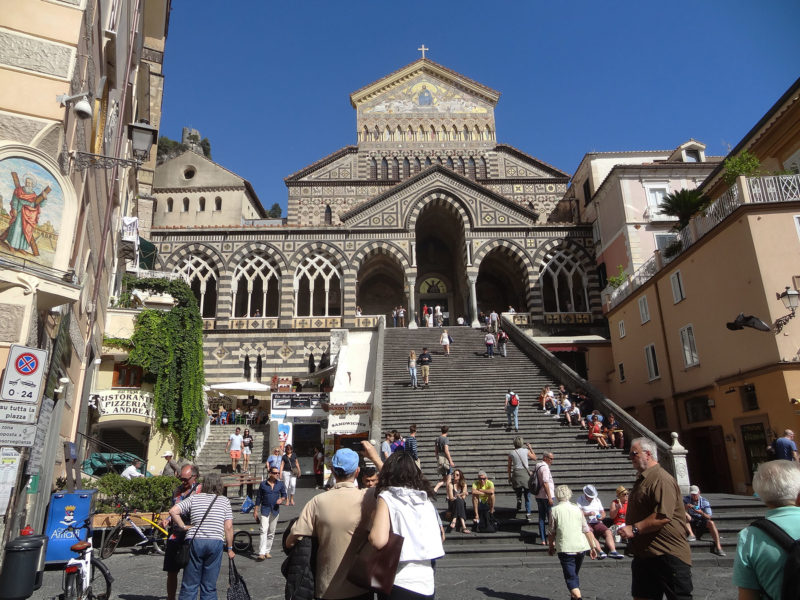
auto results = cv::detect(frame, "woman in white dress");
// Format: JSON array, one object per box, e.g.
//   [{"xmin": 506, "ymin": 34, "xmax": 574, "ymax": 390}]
[{"xmin": 439, "ymin": 329, "xmax": 450, "ymax": 356}]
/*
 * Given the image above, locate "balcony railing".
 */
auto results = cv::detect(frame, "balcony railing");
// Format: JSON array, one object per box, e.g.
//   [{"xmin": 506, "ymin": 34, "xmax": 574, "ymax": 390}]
[{"xmin": 606, "ymin": 174, "xmax": 800, "ymax": 311}]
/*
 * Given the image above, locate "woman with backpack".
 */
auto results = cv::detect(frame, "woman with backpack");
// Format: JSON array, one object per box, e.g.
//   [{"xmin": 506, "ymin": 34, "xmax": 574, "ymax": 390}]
[{"xmin": 505, "ymin": 389, "xmax": 520, "ymax": 432}]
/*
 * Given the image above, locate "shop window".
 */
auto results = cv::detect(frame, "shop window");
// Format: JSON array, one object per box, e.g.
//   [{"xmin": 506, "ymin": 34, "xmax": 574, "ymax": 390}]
[
  {"xmin": 685, "ymin": 395, "xmax": 712, "ymax": 423},
  {"xmin": 113, "ymin": 364, "xmax": 142, "ymax": 388},
  {"xmin": 740, "ymin": 384, "xmax": 759, "ymax": 411}
]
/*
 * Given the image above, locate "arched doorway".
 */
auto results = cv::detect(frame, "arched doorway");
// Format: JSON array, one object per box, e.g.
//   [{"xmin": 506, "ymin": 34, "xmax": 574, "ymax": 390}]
[
  {"xmin": 357, "ymin": 252, "xmax": 405, "ymax": 318},
  {"xmin": 414, "ymin": 201, "xmax": 468, "ymax": 326},
  {"xmin": 476, "ymin": 246, "xmax": 528, "ymax": 315}
]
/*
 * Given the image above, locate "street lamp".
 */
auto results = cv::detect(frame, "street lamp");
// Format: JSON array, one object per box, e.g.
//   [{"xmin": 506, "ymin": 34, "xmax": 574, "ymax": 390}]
[
  {"xmin": 162, "ymin": 416, "xmax": 169, "ymax": 426},
  {"xmin": 71, "ymin": 119, "xmax": 159, "ymax": 170},
  {"xmin": 775, "ymin": 286, "xmax": 800, "ymax": 333}
]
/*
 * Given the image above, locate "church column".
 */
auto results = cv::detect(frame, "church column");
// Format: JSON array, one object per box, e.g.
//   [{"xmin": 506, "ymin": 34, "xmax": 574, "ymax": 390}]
[
  {"xmin": 407, "ymin": 277, "xmax": 417, "ymax": 329},
  {"xmin": 468, "ymin": 276, "xmax": 479, "ymax": 328},
  {"xmin": 411, "ymin": 241, "xmax": 417, "ymax": 267}
]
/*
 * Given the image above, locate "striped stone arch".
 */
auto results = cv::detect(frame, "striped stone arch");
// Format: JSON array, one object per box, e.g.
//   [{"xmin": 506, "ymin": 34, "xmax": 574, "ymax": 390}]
[
  {"xmin": 226, "ymin": 241, "xmax": 289, "ymax": 275},
  {"xmin": 404, "ymin": 190, "xmax": 473, "ymax": 233},
  {"xmin": 350, "ymin": 241, "xmax": 411, "ymax": 276},
  {"xmin": 529, "ymin": 238, "xmax": 602, "ymax": 318},
  {"xmin": 164, "ymin": 242, "xmax": 226, "ymax": 274},
  {"xmin": 288, "ymin": 241, "xmax": 350, "ymax": 273},
  {"xmin": 349, "ymin": 242, "xmax": 411, "ymax": 317},
  {"xmin": 469, "ymin": 239, "xmax": 536, "ymax": 311}
]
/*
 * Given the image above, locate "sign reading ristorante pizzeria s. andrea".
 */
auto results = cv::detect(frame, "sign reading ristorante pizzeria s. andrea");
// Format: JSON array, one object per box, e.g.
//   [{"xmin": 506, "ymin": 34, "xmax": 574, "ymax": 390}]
[{"xmin": 97, "ymin": 389, "xmax": 155, "ymax": 419}]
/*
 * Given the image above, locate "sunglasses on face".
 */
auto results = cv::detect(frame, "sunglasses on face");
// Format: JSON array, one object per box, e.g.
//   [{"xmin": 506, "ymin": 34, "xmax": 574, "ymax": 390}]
[
  {"xmin": 269, "ymin": 470, "xmax": 279, "ymax": 474},
  {"xmin": 180, "ymin": 477, "xmax": 193, "ymax": 482}
]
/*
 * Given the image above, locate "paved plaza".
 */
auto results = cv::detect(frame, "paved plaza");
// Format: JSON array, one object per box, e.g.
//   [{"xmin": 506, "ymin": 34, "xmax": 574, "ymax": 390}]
[
  {"xmin": 33, "ymin": 549, "xmax": 738, "ymax": 600},
  {"xmin": 32, "ymin": 484, "xmax": 740, "ymax": 600}
]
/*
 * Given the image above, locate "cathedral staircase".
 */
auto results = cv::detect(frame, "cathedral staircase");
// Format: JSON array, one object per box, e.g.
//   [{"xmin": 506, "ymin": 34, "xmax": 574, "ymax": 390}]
[
  {"xmin": 193, "ymin": 424, "xmax": 269, "ymax": 478},
  {"xmin": 378, "ymin": 325, "xmax": 765, "ymax": 566}
]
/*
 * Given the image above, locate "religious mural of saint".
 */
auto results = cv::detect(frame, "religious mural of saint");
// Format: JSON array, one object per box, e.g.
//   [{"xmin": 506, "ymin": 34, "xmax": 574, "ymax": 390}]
[
  {"xmin": 417, "ymin": 85, "xmax": 433, "ymax": 106},
  {"xmin": 0, "ymin": 156, "xmax": 64, "ymax": 266},
  {"xmin": 0, "ymin": 172, "xmax": 50, "ymax": 256}
]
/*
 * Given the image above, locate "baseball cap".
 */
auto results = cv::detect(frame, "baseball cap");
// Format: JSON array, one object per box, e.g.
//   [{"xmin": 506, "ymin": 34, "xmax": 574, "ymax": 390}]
[
  {"xmin": 332, "ymin": 448, "xmax": 359, "ymax": 474},
  {"xmin": 689, "ymin": 485, "xmax": 700, "ymax": 495},
  {"xmin": 583, "ymin": 484, "xmax": 598, "ymax": 498}
]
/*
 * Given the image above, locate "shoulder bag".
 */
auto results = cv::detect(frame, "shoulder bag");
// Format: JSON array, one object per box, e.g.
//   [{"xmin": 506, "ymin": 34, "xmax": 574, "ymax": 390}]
[
  {"xmin": 346, "ymin": 522, "xmax": 404, "ymax": 595},
  {"xmin": 176, "ymin": 494, "xmax": 218, "ymax": 569}
]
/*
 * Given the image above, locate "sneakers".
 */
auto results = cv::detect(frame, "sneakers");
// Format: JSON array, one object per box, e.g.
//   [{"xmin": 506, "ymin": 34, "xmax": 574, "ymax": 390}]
[
  {"xmin": 608, "ymin": 551, "xmax": 624, "ymax": 559},
  {"xmin": 711, "ymin": 547, "xmax": 726, "ymax": 557},
  {"xmin": 687, "ymin": 535, "xmax": 697, "ymax": 542},
  {"xmin": 526, "ymin": 513, "xmax": 532, "ymax": 522},
  {"xmin": 596, "ymin": 551, "xmax": 607, "ymax": 560}
]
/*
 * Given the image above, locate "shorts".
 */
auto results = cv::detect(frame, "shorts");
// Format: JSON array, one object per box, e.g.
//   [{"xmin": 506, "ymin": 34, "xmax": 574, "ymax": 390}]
[
  {"xmin": 690, "ymin": 518, "xmax": 708, "ymax": 534},
  {"xmin": 230, "ymin": 450, "xmax": 242, "ymax": 459},
  {"xmin": 437, "ymin": 455, "xmax": 451, "ymax": 477},
  {"xmin": 420, "ymin": 365, "xmax": 430, "ymax": 378},
  {"xmin": 162, "ymin": 529, "xmax": 187, "ymax": 572},
  {"xmin": 242, "ymin": 447, "xmax": 251, "ymax": 455},
  {"xmin": 631, "ymin": 554, "xmax": 693, "ymax": 600},
  {"xmin": 589, "ymin": 521, "xmax": 609, "ymax": 536}
]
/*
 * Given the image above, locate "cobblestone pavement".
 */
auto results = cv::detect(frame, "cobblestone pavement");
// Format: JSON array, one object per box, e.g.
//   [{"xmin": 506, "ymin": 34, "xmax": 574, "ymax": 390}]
[{"xmin": 33, "ymin": 549, "xmax": 738, "ymax": 600}]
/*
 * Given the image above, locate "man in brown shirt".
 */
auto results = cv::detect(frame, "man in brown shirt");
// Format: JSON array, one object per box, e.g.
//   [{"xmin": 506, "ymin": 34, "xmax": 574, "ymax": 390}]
[
  {"xmin": 618, "ymin": 437, "xmax": 693, "ymax": 600},
  {"xmin": 287, "ymin": 448, "xmax": 374, "ymax": 600}
]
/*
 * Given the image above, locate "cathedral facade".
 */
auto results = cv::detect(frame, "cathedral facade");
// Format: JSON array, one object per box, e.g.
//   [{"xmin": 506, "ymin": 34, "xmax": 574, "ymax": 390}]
[{"xmin": 150, "ymin": 59, "xmax": 603, "ymax": 379}]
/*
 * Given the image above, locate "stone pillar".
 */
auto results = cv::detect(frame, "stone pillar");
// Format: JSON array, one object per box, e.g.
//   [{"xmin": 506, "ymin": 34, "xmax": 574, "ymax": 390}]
[
  {"xmin": 407, "ymin": 278, "xmax": 418, "ymax": 329},
  {"xmin": 670, "ymin": 432, "xmax": 690, "ymax": 495},
  {"xmin": 468, "ymin": 276, "xmax": 479, "ymax": 327},
  {"xmin": 411, "ymin": 242, "xmax": 417, "ymax": 267}
]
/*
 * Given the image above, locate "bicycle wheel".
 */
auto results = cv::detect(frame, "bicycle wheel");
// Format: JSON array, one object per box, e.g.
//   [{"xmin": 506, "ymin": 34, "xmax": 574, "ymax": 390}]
[
  {"xmin": 89, "ymin": 557, "xmax": 112, "ymax": 600},
  {"xmin": 150, "ymin": 532, "xmax": 166, "ymax": 555},
  {"xmin": 232, "ymin": 530, "xmax": 252, "ymax": 553},
  {"xmin": 100, "ymin": 522, "xmax": 123, "ymax": 559}
]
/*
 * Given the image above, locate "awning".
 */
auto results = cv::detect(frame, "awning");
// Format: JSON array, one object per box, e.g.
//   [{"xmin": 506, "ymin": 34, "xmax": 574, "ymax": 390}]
[
  {"xmin": 544, "ymin": 345, "xmax": 581, "ymax": 352},
  {"xmin": 138, "ymin": 237, "xmax": 158, "ymax": 269}
]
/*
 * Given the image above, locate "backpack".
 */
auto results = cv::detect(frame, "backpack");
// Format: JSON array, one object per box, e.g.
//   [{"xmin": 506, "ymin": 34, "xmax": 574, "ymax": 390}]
[
  {"xmin": 528, "ymin": 463, "xmax": 545, "ymax": 494},
  {"xmin": 749, "ymin": 518, "xmax": 800, "ymax": 600},
  {"xmin": 509, "ymin": 393, "xmax": 519, "ymax": 407}
]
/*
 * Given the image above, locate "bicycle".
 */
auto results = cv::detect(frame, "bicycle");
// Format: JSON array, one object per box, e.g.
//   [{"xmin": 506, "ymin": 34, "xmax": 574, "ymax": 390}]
[
  {"xmin": 100, "ymin": 505, "xmax": 168, "ymax": 559},
  {"xmin": 63, "ymin": 515, "xmax": 114, "ymax": 600},
  {"xmin": 232, "ymin": 529, "xmax": 253, "ymax": 554}
]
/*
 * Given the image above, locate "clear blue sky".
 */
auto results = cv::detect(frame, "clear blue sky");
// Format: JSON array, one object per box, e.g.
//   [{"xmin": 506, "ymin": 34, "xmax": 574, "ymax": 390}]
[{"xmin": 159, "ymin": 0, "xmax": 800, "ymax": 214}]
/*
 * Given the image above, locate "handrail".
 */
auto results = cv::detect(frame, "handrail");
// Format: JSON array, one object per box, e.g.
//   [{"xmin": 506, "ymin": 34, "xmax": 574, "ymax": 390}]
[
  {"xmin": 501, "ymin": 316, "xmax": 689, "ymax": 486},
  {"xmin": 370, "ymin": 316, "xmax": 386, "ymax": 444}
]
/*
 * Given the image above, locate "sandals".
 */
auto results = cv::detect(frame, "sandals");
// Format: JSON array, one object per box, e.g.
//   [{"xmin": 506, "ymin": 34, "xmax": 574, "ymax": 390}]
[{"xmin": 461, "ymin": 527, "xmax": 472, "ymax": 534}]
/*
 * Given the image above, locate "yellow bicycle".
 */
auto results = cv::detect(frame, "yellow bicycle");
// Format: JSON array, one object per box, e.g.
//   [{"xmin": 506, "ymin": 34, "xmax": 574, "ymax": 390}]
[{"xmin": 100, "ymin": 505, "xmax": 169, "ymax": 558}]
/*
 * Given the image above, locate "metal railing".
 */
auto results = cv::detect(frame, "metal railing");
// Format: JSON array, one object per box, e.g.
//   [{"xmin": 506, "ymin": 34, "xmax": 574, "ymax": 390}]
[
  {"xmin": 606, "ymin": 174, "xmax": 800, "ymax": 311},
  {"xmin": 501, "ymin": 316, "xmax": 688, "ymax": 482}
]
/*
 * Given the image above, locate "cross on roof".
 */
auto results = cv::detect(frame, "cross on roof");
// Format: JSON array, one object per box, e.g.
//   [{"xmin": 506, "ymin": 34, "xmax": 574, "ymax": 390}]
[{"xmin": 418, "ymin": 44, "xmax": 429, "ymax": 59}]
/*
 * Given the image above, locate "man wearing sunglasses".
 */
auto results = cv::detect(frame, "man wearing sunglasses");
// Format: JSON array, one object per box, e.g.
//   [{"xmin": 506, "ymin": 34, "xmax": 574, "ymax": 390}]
[
  {"xmin": 162, "ymin": 464, "xmax": 202, "ymax": 600},
  {"xmin": 254, "ymin": 466, "xmax": 287, "ymax": 560}
]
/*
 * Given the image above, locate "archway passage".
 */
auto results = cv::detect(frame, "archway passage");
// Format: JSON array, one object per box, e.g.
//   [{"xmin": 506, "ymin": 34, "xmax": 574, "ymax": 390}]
[
  {"xmin": 415, "ymin": 202, "xmax": 468, "ymax": 325},
  {"xmin": 476, "ymin": 247, "xmax": 528, "ymax": 315},
  {"xmin": 357, "ymin": 253, "xmax": 405, "ymax": 318}
]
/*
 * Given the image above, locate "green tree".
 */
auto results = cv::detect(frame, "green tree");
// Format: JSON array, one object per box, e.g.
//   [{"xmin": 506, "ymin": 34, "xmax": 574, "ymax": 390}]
[
  {"xmin": 659, "ymin": 188, "xmax": 710, "ymax": 231},
  {"xmin": 199, "ymin": 137, "xmax": 212, "ymax": 159},
  {"xmin": 722, "ymin": 149, "xmax": 760, "ymax": 185},
  {"xmin": 156, "ymin": 136, "xmax": 187, "ymax": 162},
  {"xmin": 267, "ymin": 203, "xmax": 282, "ymax": 218}
]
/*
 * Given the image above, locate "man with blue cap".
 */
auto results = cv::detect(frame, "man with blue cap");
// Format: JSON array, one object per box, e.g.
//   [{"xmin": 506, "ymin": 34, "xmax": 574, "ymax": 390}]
[{"xmin": 287, "ymin": 448, "xmax": 375, "ymax": 600}]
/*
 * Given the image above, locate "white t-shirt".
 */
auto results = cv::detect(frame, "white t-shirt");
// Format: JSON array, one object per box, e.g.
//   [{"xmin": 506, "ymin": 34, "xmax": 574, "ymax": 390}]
[
  {"xmin": 121, "ymin": 465, "xmax": 143, "ymax": 480},
  {"xmin": 576, "ymin": 495, "xmax": 604, "ymax": 524},
  {"xmin": 228, "ymin": 434, "xmax": 243, "ymax": 451}
]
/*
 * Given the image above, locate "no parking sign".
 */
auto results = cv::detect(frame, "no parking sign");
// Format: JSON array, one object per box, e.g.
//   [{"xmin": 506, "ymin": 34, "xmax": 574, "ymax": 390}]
[{"xmin": 1, "ymin": 344, "xmax": 48, "ymax": 404}]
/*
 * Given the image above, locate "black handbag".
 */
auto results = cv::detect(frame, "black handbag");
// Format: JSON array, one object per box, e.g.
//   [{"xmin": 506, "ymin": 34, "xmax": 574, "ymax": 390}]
[
  {"xmin": 227, "ymin": 557, "xmax": 251, "ymax": 600},
  {"xmin": 346, "ymin": 523, "xmax": 404, "ymax": 595},
  {"xmin": 176, "ymin": 495, "xmax": 218, "ymax": 568}
]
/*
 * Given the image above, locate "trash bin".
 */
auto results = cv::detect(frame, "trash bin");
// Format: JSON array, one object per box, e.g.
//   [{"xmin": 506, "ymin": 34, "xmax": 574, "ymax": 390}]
[
  {"xmin": 0, "ymin": 535, "xmax": 46, "ymax": 600},
  {"xmin": 28, "ymin": 535, "xmax": 48, "ymax": 591}
]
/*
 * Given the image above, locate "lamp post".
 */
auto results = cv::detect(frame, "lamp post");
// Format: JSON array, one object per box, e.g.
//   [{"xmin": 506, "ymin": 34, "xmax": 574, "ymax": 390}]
[
  {"xmin": 71, "ymin": 120, "xmax": 158, "ymax": 170},
  {"xmin": 775, "ymin": 286, "xmax": 799, "ymax": 333}
]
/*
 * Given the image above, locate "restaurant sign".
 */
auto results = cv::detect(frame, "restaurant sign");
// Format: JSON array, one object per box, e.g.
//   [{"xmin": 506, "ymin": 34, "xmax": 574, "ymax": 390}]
[
  {"xmin": 97, "ymin": 389, "xmax": 155, "ymax": 419},
  {"xmin": 271, "ymin": 392, "xmax": 327, "ymax": 410}
]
